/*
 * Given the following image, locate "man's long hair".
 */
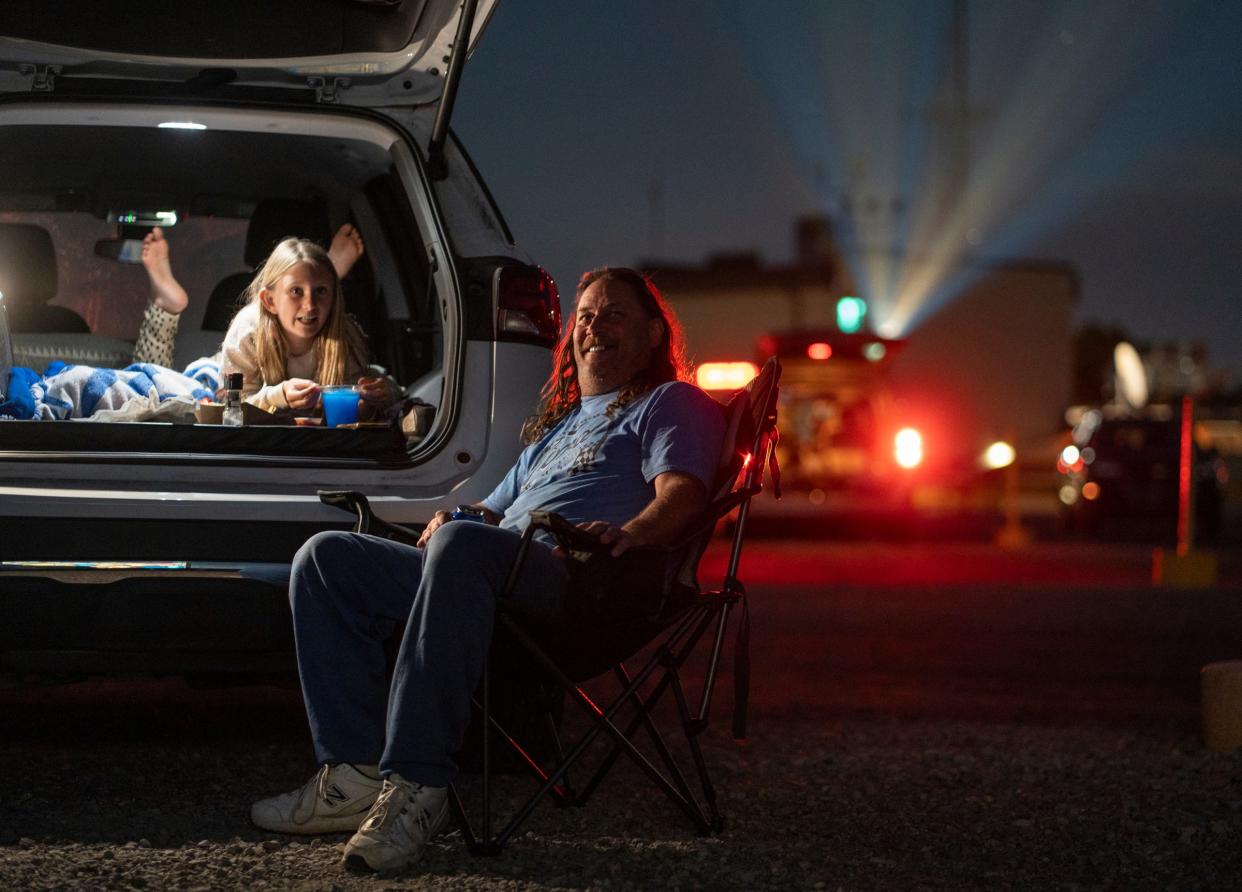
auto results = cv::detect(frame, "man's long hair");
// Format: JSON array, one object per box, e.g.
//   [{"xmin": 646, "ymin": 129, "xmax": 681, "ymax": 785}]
[{"xmin": 521, "ymin": 267, "xmax": 691, "ymax": 444}]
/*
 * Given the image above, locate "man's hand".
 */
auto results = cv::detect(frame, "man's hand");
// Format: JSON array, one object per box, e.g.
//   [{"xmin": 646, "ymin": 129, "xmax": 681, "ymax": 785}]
[
  {"xmin": 417, "ymin": 505, "xmax": 498, "ymax": 547},
  {"xmin": 283, "ymin": 378, "xmax": 322, "ymax": 409},
  {"xmin": 573, "ymin": 521, "xmax": 635, "ymax": 558},
  {"xmin": 417, "ymin": 510, "xmax": 453, "ymax": 548}
]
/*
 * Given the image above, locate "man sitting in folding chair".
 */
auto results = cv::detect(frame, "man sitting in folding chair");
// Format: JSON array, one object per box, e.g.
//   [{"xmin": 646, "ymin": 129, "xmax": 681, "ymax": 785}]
[{"xmin": 250, "ymin": 266, "xmax": 726, "ymax": 875}]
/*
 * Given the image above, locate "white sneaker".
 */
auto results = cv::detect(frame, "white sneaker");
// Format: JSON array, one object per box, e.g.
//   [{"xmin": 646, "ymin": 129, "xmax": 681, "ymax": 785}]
[
  {"xmin": 342, "ymin": 775, "xmax": 449, "ymax": 875},
  {"xmin": 250, "ymin": 763, "xmax": 383, "ymax": 834}
]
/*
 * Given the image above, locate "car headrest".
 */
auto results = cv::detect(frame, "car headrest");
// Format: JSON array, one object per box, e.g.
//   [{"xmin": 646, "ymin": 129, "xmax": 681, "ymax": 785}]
[
  {"xmin": 0, "ymin": 222, "xmax": 57, "ymax": 306},
  {"xmin": 243, "ymin": 198, "xmax": 332, "ymax": 268}
]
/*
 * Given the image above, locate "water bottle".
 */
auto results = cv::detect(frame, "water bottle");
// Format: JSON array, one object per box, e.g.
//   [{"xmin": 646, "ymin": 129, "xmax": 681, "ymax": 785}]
[{"xmin": 222, "ymin": 372, "xmax": 244, "ymax": 427}]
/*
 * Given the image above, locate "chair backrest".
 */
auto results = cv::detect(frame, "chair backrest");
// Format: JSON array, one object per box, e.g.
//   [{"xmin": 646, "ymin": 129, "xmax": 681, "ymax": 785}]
[
  {"xmin": 670, "ymin": 357, "xmax": 782, "ymax": 596},
  {"xmin": 0, "ymin": 222, "xmax": 89, "ymax": 334},
  {"xmin": 200, "ymin": 197, "xmax": 332, "ymax": 331}
]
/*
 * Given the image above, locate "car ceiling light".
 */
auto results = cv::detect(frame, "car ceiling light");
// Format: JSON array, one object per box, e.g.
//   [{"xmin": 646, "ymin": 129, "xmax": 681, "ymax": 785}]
[{"xmin": 158, "ymin": 121, "xmax": 207, "ymax": 130}]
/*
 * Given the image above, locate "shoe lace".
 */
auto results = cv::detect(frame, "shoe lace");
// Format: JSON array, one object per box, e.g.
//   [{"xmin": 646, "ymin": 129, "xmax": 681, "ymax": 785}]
[{"xmin": 313, "ymin": 764, "xmax": 334, "ymax": 805}]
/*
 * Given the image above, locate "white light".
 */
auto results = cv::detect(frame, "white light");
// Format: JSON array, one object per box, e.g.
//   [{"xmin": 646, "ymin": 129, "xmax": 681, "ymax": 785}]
[
  {"xmin": 158, "ymin": 121, "xmax": 207, "ymax": 130},
  {"xmin": 894, "ymin": 427, "xmax": 923, "ymax": 469},
  {"xmin": 982, "ymin": 441, "xmax": 1016, "ymax": 470},
  {"xmin": 1059, "ymin": 445, "xmax": 1080, "ymax": 465},
  {"xmin": 1059, "ymin": 485, "xmax": 1079, "ymax": 506}
]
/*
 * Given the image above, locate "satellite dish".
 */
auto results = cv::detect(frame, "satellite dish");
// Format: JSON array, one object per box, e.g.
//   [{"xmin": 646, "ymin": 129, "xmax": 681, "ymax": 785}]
[{"xmin": 1114, "ymin": 342, "xmax": 1148, "ymax": 409}]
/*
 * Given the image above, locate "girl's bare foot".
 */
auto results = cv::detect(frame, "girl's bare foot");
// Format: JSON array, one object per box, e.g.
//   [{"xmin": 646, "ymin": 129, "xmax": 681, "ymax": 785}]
[
  {"xmin": 141, "ymin": 227, "xmax": 189, "ymax": 315},
  {"xmin": 327, "ymin": 223, "xmax": 365, "ymax": 279}
]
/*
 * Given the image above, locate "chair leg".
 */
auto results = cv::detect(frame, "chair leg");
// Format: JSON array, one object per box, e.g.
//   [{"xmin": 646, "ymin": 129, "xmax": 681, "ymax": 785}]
[
  {"xmin": 570, "ymin": 662, "xmax": 698, "ymax": 812},
  {"xmin": 564, "ymin": 609, "xmax": 724, "ymax": 833},
  {"xmin": 669, "ymin": 666, "xmax": 723, "ymax": 833}
]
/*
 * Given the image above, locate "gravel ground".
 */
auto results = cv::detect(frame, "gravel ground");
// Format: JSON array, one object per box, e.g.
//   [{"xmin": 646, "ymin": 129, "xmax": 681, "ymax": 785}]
[{"xmin": 2, "ymin": 682, "xmax": 1241, "ymax": 890}]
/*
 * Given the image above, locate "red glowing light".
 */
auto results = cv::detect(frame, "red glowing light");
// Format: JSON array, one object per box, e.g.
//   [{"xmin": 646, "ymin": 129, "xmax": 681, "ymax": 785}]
[
  {"xmin": 807, "ymin": 342, "xmax": 832, "ymax": 361},
  {"xmin": 696, "ymin": 361, "xmax": 759, "ymax": 392}
]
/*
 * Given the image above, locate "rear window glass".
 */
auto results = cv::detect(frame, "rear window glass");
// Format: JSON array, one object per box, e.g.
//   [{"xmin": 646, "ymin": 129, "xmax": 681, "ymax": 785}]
[{"xmin": 0, "ymin": 210, "xmax": 244, "ymax": 341}]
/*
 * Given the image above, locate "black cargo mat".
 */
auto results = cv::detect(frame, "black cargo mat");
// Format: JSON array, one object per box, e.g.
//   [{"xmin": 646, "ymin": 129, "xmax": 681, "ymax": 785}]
[{"xmin": 0, "ymin": 419, "xmax": 410, "ymax": 464}]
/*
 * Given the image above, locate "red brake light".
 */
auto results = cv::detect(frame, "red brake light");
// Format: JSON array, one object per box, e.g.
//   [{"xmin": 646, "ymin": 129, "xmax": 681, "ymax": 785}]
[{"xmin": 496, "ymin": 266, "xmax": 561, "ymax": 347}]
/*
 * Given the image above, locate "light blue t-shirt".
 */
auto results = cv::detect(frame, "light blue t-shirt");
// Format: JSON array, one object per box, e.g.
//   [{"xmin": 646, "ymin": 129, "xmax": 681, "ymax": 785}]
[{"xmin": 481, "ymin": 380, "xmax": 726, "ymax": 535}]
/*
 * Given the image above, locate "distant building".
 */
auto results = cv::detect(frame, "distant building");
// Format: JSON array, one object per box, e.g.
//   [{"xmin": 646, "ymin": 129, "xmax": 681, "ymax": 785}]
[{"xmin": 645, "ymin": 217, "xmax": 1078, "ymax": 492}]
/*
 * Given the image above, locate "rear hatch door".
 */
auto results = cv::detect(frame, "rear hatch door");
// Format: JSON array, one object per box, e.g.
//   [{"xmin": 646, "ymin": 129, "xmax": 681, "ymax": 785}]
[{"xmin": 0, "ymin": 0, "xmax": 498, "ymax": 107}]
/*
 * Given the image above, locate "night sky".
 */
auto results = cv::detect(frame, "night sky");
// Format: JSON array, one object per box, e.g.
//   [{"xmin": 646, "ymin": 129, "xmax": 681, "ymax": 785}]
[{"xmin": 455, "ymin": 1, "xmax": 1242, "ymax": 375}]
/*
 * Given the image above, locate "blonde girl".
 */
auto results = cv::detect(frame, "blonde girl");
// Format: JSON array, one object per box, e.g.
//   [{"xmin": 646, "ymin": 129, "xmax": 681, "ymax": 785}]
[{"xmin": 218, "ymin": 237, "xmax": 388, "ymax": 412}]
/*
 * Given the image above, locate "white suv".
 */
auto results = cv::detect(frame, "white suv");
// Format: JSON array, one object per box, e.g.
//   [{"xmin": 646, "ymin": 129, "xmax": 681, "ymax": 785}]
[{"xmin": 0, "ymin": 1, "xmax": 562, "ymax": 675}]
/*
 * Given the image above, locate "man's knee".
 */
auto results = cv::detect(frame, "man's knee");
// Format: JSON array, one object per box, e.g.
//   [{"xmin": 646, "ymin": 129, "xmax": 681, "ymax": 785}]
[
  {"xmin": 422, "ymin": 520, "xmax": 517, "ymax": 577},
  {"xmin": 290, "ymin": 530, "xmax": 366, "ymax": 606}
]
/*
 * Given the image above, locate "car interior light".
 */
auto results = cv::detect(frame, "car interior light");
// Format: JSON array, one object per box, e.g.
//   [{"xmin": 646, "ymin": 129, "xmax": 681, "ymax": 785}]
[{"xmin": 158, "ymin": 121, "xmax": 207, "ymax": 130}]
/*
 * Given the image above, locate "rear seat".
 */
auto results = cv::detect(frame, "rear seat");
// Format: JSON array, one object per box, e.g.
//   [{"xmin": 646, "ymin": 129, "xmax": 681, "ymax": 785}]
[
  {"xmin": 0, "ymin": 221, "xmax": 133, "ymax": 372},
  {"xmin": 12, "ymin": 333, "xmax": 135, "ymax": 371}
]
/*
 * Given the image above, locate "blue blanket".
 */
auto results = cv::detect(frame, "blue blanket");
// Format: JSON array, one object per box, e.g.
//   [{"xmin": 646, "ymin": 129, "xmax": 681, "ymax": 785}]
[{"xmin": 0, "ymin": 358, "xmax": 221, "ymax": 421}]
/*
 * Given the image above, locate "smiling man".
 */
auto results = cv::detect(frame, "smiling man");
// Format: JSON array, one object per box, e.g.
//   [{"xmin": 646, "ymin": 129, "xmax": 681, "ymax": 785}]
[{"xmin": 251, "ymin": 267, "xmax": 726, "ymax": 875}]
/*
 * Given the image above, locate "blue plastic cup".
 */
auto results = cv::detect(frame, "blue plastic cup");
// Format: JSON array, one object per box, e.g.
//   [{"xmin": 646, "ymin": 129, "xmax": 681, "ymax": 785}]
[{"xmin": 321, "ymin": 385, "xmax": 361, "ymax": 428}]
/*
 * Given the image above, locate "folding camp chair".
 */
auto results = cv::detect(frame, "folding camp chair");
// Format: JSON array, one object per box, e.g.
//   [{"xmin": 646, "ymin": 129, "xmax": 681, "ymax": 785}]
[{"xmin": 318, "ymin": 356, "xmax": 781, "ymax": 854}]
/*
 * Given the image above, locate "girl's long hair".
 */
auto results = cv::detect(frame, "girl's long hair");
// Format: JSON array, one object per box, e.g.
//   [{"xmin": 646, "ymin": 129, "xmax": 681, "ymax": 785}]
[
  {"xmin": 244, "ymin": 237, "xmax": 366, "ymax": 387},
  {"xmin": 521, "ymin": 267, "xmax": 690, "ymax": 444}
]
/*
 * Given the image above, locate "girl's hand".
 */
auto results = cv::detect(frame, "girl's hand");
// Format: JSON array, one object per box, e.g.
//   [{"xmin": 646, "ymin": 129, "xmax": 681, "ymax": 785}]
[
  {"xmin": 283, "ymin": 378, "xmax": 322, "ymax": 409},
  {"xmin": 358, "ymin": 376, "xmax": 390, "ymax": 404}
]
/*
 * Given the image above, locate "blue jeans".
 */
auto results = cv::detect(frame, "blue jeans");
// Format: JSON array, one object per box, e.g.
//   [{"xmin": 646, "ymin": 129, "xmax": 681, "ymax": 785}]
[{"xmin": 289, "ymin": 521, "xmax": 569, "ymax": 787}]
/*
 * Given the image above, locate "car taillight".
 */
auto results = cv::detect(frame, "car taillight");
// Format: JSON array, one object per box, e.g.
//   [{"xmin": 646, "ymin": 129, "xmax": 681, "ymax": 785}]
[
  {"xmin": 496, "ymin": 266, "xmax": 561, "ymax": 347},
  {"xmin": 895, "ymin": 427, "xmax": 923, "ymax": 469}
]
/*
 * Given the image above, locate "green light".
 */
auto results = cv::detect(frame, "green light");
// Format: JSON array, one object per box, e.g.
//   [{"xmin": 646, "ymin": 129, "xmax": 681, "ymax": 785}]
[
  {"xmin": 837, "ymin": 296, "xmax": 866, "ymax": 334},
  {"xmin": 862, "ymin": 341, "xmax": 886, "ymax": 362}
]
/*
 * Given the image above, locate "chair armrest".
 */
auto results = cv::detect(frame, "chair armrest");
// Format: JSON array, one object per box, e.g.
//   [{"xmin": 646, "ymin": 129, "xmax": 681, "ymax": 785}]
[
  {"xmin": 318, "ymin": 489, "xmax": 425, "ymax": 546},
  {"xmin": 526, "ymin": 510, "xmax": 679, "ymax": 564},
  {"xmin": 526, "ymin": 510, "xmax": 609, "ymax": 553}
]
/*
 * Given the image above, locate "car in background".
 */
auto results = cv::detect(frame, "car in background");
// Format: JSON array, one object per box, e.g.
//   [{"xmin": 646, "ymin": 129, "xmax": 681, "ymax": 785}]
[
  {"xmin": 1057, "ymin": 410, "xmax": 1226, "ymax": 541},
  {"xmin": 0, "ymin": 0, "xmax": 562, "ymax": 676},
  {"xmin": 697, "ymin": 330, "xmax": 1021, "ymax": 517}
]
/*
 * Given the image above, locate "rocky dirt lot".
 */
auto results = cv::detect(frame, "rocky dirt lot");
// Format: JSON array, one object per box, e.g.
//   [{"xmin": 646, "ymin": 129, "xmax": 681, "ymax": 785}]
[{"xmin": 2, "ymin": 680, "xmax": 1240, "ymax": 891}]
